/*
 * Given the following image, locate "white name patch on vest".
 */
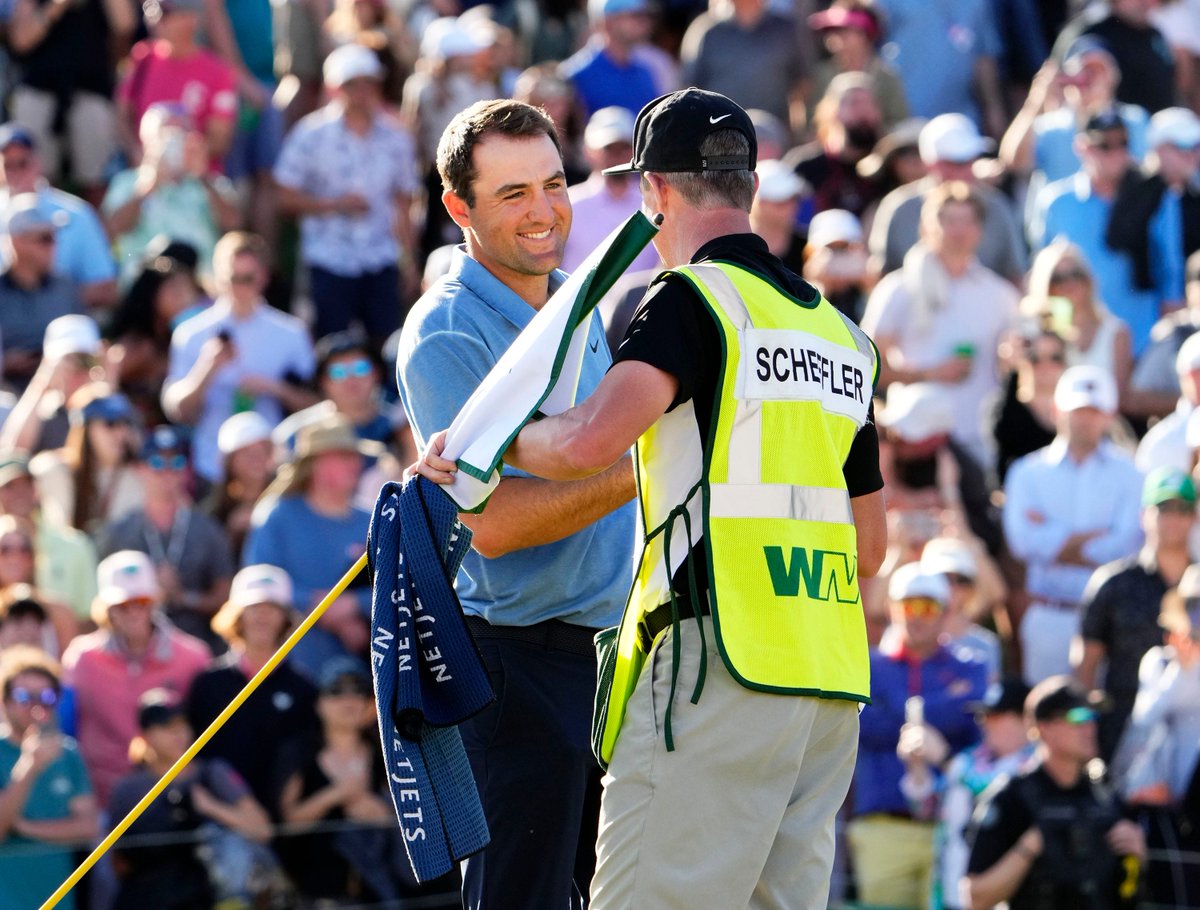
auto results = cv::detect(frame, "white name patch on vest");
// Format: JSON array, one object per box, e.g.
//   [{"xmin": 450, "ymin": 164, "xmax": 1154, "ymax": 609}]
[{"xmin": 741, "ymin": 328, "xmax": 871, "ymax": 423}]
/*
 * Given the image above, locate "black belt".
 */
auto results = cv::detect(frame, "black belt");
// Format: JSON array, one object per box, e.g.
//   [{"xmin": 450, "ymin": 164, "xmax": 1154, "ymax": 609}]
[
  {"xmin": 463, "ymin": 615, "xmax": 599, "ymax": 658},
  {"xmin": 638, "ymin": 597, "xmax": 709, "ymax": 651}
]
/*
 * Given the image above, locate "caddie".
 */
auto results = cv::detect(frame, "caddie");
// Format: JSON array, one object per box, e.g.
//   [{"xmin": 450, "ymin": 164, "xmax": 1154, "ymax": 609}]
[{"xmin": 416, "ymin": 87, "xmax": 887, "ymax": 909}]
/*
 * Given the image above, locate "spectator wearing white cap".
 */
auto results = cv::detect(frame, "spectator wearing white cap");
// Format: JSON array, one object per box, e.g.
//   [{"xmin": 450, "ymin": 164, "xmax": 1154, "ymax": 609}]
[
  {"xmin": 561, "ymin": 106, "xmax": 661, "ymax": 275},
  {"xmin": 0, "ymin": 193, "xmax": 84, "ymax": 388},
  {"xmin": 679, "ymin": 0, "xmax": 807, "ymax": 132},
  {"xmin": 1003, "ymin": 365, "xmax": 1143, "ymax": 685},
  {"xmin": 921, "ymin": 536, "xmax": 1002, "ymax": 681},
  {"xmin": 400, "ymin": 16, "xmax": 495, "ymax": 257},
  {"xmin": 276, "ymin": 43, "xmax": 421, "ymax": 349},
  {"xmin": 560, "ymin": 0, "xmax": 662, "ymax": 119},
  {"xmin": 877, "ymin": 382, "xmax": 1006, "ymax": 573},
  {"xmin": 0, "ymin": 314, "xmax": 103, "ymax": 455},
  {"xmin": 801, "ymin": 208, "xmax": 872, "ymax": 323},
  {"xmin": 1135, "ymin": 332, "xmax": 1200, "ymax": 475},
  {"xmin": 61, "ymin": 550, "xmax": 210, "ymax": 803},
  {"xmin": 186, "ymin": 564, "xmax": 319, "ymax": 811},
  {"xmin": 201, "ymin": 411, "xmax": 275, "ymax": 556},
  {"xmin": 863, "ymin": 181, "xmax": 1020, "ymax": 467},
  {"xmin": 850, "ymin": 562, "xmax": 988, "ymax": 910},
  {"xmin": 749, "ymin": 159, "xmax": 809, "ymax": 273},
  {"xmin": 869, "ymin": 114, "xmax": 1027, "ymax": 281}
]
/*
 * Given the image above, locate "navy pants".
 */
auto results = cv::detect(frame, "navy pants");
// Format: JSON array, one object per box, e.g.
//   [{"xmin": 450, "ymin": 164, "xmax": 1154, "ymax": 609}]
[
  {"xmin": 308, "ymin": 263, "xmax": 401, "ymax": 344},
  {"xmin": 459, "ymin": 629, "xmax": 602, "ymax": 910}
]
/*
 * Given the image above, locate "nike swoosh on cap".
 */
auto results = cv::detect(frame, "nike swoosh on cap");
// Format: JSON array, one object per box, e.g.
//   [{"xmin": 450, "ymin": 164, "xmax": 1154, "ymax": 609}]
[{"xmin": 709, "ymin": 114, "xmax": 732, "ymax": 124}]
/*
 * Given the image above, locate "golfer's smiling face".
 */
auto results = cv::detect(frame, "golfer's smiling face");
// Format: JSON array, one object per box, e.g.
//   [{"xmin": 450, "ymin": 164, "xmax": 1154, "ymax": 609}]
[{"xmin": 459, "ymin": 133, "xmax": 572, "ymax": 287}]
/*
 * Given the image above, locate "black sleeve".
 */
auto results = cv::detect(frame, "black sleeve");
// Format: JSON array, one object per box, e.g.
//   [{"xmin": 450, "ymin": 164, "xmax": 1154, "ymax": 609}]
[
  {"xmin": 966, "ymin": 778, "xmax": 1032, "ymax": 876},
  {"xmin": 613, "ymin": 274, "xmax": 717, "ymax": 412},
  {"xmin": 844, "ymin": 403, "xmax": 883, "ymax": 498}
]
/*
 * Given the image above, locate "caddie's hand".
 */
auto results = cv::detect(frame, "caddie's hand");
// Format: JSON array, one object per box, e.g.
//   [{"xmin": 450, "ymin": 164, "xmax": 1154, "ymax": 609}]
[
  {"xmin": 1107, "ymin": 819, "xmax": 1146, "ymax": 859},
  {"xmin": 407, "ymin": 429, "xmax": 456, "ymax": 484}
]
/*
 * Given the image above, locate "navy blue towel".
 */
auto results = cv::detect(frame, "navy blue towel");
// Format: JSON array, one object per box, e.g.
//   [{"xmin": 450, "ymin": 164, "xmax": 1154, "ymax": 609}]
[{"xmin": 368, "ymin": 477, "xmax": 494, "ymax": 882}]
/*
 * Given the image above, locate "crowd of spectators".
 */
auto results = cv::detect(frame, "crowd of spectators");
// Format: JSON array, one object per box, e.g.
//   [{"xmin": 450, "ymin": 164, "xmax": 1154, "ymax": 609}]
[{"xmin": 0, "ymin": 0, "xmax": 1196, "ymax": 906}]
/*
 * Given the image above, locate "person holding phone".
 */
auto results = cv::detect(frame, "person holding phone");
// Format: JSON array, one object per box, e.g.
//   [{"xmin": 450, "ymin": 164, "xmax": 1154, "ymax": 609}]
[{"xmin": 0, "ymin": 645, "xmax": 99, "ymax": 910}]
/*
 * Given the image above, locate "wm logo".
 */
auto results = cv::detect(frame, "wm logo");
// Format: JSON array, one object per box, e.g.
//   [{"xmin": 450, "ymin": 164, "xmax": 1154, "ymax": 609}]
[{"xmin": 764, "ymin": 546, "xmax": 860, "ymax": 604}]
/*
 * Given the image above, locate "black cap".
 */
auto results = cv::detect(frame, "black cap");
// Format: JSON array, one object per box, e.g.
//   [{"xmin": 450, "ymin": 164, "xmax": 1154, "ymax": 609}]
[
  {"xmin": 1026, "ymin": 675, "xmax": 1102, "ymax": 722},
  {"xmin": 969, "ymin": 678, "xmax": 1030, "ymax": 716},
  {"xmin": 318, "ymin": 656, "xmax": 372, "ymax": 694},
  {"xmin": 1082, "ymin": 108, "xmax": 1127, "ymax": 139},
  {"xmin": 137, "ymin": 688, "xmax": 185, "ymax": 729},
  {"xmin": 602, "ymin": 88, "xmax": 757, "ymax": 176}
]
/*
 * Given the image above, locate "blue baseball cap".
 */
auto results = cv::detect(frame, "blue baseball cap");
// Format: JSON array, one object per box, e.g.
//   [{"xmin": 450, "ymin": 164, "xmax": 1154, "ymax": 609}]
[
  {"xmin": 79, "ymin": 393, "xmax": 135, "ymax": 425},
  {"xmin": 140, "ymin": 424, "xmax": 190, "ymax": 459},
  {"xmin": 0, "ymin": 123, "xmax": 35, "ymax": 151},
  {"xmin": 588, "ymin": 0, "xmax": 651, "ymax": 19}
]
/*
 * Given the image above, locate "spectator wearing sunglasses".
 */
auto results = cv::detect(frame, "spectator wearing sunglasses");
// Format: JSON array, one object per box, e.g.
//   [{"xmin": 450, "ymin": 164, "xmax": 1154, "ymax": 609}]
[
  {"xmin": 1026, "ymin": 240, "xmax": 1134, "ymax": 407},
  {"xmin": 849, "ymin": 564, "xmax": 988, "ymax": 910},
  {"xmin": 31, "ymin": 383, "xmax": 145, "ymax": 538},
  {"xmin": 0, "ymin": 193, "xmax": 84, "ymax": 389},
  {"xmin": 97, "ymin": 425, "xmax": 234, "ymax": 650},
  {"xmin": 965, "ymin": 676, "xmax": 1145, "ymax": 910},
  {"xmin": 0, "ymin": 645, "xmax": 99, "ymax": 910},
  {"xmin": 62, "ymin": 550, "xmax": 209, "ymax": 805},
  {"xmin": 1074, "ymin": 467, "xmax": 1196, "ymax": 762},
  {"xmin": 313, "ymin": 331, "xmax": 410, "ymax": 453},
  {"xmin": 990, "ymin": 328, "xmax": 1067, "ymax": 486}
]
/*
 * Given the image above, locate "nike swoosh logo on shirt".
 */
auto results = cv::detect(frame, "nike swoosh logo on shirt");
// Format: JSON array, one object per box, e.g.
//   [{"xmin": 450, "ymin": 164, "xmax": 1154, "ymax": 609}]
[
  {"xmin": 590, "ymin": 338, "xmax": 600, "ymax": 353},
  {"xmin": 709, "ymin": 114, "xmax": 732, "ymax": 124}
]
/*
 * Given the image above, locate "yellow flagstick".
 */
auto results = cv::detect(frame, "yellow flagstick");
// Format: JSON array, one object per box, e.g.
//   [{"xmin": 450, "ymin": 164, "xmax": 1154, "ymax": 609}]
[{"xmin": 39, "ymin": 552, "xmax": 370, "ymax": 910}]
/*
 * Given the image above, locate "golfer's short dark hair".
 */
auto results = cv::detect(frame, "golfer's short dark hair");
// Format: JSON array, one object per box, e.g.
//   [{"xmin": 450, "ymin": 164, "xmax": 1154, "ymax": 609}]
[{"xmin": 436, "ymin": 99, "xmax": 563, "ymax": 208}]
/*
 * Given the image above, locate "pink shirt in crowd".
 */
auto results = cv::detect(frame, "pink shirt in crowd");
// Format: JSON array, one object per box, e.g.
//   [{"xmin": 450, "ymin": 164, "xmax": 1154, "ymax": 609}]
[
  {"xmin": 62, "ymin": 626, "xmax": 211, "ymax": 805},
  {"xmin": 118, "ymin": 40, "xmax": 237, "ymax": 140}
]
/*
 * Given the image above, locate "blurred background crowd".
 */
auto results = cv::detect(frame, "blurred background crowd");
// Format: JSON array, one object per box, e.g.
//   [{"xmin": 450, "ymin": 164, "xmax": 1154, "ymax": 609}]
[{"xmin": 0, "ymin": 0, "xmax": 1197, "ymax": 905}]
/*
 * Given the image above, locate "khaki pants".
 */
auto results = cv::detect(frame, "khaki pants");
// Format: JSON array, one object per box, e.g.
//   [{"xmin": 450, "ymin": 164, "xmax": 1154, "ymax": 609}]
[
  {"xmin": 591, "ymin": 617, "xmax": 860, "ymax": 910},
  {"xmin": 847, "ymin": 815, "xmax": 936, "ymax": 910},
  {"xmin": 11, "ymin": 87, "xmax": 117, "ymax": 185}
]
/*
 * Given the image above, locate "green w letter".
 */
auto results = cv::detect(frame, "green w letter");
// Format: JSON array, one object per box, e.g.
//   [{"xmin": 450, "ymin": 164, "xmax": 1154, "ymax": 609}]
[{"xmin": 764, "ymin": 546, "xmax": 859, "ymax": 604}]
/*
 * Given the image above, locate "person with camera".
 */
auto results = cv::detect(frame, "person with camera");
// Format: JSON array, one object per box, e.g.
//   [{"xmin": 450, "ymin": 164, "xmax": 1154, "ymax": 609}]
[
  {"xmin": 102, "ymin": 102, "xmax": 240, "ymax": 285},
  {"xmin": 965, "ymin": 676, "xmax": 1146, "ymax": 910}
]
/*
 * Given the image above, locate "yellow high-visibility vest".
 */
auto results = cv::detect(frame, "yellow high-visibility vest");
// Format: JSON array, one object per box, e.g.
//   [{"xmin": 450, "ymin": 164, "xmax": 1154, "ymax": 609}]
[{"xmin": 597, "ymin": 261, "xmax": 878, "ymax": 764}]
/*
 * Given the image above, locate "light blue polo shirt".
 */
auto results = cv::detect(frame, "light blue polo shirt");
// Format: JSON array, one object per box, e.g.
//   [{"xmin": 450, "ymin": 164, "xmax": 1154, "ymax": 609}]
[
  {"xmin": 0, "ymin": 185, "xmax": 117, "ymax": 286},
  {"xmin": 396, "ymin": 246, "xmax": 635, "ymax": 630}
]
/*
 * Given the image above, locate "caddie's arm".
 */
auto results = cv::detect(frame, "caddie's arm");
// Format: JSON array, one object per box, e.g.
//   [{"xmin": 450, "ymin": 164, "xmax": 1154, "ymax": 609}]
[
  {"xmin": 403, "ymin": 330, "xmax": 638, "ymax": 559},
  {"xmin": 414, "ymin": 360, "xmax": 674, "ymax": 485}
]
